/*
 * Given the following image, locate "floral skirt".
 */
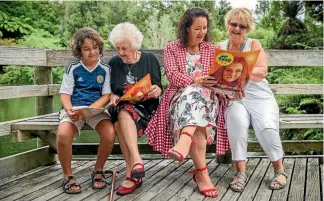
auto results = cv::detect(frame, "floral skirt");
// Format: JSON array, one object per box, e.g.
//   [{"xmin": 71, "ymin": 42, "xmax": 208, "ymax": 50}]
[
  {"xmin": 109, "ymin": 102, "xmax": 151, "ymax": 136},
  {"xmin": 169, "ymin": 84, "xmax": 218, "ymax": 144}
]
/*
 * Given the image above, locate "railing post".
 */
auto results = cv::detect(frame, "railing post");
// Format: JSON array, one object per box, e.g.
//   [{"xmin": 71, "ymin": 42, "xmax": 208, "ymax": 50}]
[{"xmin": 34, "ymin": 65, "xmax": 53, "ymax": 147}]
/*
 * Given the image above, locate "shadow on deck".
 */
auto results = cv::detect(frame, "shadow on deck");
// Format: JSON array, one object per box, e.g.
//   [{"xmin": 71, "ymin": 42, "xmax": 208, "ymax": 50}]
[{"xmin": 0, "ymin": 156, "xmax": 322, "ymax": 201}]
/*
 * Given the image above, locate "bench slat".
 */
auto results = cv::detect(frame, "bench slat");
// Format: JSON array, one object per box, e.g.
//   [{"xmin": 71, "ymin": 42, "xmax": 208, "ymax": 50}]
[{"xmin": 9, "ymin": 114, "xmax": 323, "ymax": 131}]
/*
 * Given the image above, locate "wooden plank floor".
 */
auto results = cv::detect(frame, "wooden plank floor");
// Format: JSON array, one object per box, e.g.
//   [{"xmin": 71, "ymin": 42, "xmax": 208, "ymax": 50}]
[{"xmin": 0, "ymin": 157, "xmax": 322, "ymax": 201}]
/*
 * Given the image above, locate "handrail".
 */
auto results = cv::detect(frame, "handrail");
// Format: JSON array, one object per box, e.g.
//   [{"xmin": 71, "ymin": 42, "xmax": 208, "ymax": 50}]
[{"xmin": 0, "ymin": 46, "xmax": 323, "ymax": 67}]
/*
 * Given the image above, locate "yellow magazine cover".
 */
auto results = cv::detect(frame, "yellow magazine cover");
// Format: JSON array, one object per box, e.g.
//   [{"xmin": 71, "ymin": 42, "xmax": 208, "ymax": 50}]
[
  {"xmin": 118, "ymin": 73, "xmax": 152, "ymax": 103},
  {"xmin": 209, "ymin": 49, "xmax": 260, "ymax": 96}
]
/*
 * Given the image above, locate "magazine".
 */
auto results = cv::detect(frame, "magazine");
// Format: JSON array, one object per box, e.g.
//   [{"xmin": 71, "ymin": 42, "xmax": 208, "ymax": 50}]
[
  {"xmin": 117, "ymin": 73, "xmax": 152, "ymax": 103},
  {"xmin": 209, "ymin": 49, "xmax": 261, "ymax": 96},
  {"xmin": 73, "ymin": 107, "xmax": 105, "ymax": 120}
]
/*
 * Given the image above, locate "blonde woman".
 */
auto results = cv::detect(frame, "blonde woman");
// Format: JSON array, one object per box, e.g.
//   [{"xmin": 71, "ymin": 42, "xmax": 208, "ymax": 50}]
[{"xmin": 218, "ymin": 8, "xmax": 287, "ymax": 192}]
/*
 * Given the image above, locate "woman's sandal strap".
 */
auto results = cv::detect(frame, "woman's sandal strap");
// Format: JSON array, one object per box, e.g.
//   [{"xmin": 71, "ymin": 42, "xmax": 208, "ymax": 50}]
[
  {"xmin": 271, "ymin": 171, "xmax": 287, "ymax": 186},
  {"xmin": 230, "ymin": 172, "xmax": 247, "ymax": 191},
  {"xmin": 181, "ymin": 132, "xmax": 196, "ymax": 145}
]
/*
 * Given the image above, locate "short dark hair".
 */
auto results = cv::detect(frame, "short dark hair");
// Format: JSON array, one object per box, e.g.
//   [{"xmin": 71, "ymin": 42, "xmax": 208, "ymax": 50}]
[
  {"xmin": 176, "ymin": 7, "xmax": 211, "ymax": 46},
  {"xmin": 71, "ymin": 27, "xmax": 104, "ymax": 59}
]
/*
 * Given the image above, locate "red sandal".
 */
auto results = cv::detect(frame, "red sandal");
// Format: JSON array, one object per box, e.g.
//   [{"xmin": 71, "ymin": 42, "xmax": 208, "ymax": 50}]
[
  {"xmin": 188, "ymin": 166, "xmax": 218, "ymax": 198},
  {"xmin": 167, "ymin": 132, "xmax": 195, "ymax": 164},
  {"xmin": 131, "ymin": 163, "xmax": 145, "ymax": 178},
  {"xmin": 116, "ymin": 177, "xmax": 142, "ymax": 195}
]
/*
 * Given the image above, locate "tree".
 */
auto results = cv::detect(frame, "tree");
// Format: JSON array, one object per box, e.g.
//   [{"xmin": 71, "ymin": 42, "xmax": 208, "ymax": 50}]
[
  {"xmin": 216, "ymin": 0, "xmax": 232, "ymax": 29},
  {"xmin": 304, "ymin": 1, "xmax": 323, "ymax": 22},
  {"xmin": 279, "ymin": 0, "xmax": 307, "ymax": 36},
  {"xmin": 255, "ymin": 0, "xmax": 271, "ymax": 22}
]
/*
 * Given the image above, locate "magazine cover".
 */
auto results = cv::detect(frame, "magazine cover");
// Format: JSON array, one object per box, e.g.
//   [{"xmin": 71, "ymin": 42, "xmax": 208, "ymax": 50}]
[
  {"xmin": 209, "ymin": 49, "xmax": 261, "ymax": 96},
  {"xmin": 118, "ymin": 73, "xmax": 152, "ymax": 102},
  {"xmin": 73, "ymin": 107, "xmax": 105, "ymax": 120}
]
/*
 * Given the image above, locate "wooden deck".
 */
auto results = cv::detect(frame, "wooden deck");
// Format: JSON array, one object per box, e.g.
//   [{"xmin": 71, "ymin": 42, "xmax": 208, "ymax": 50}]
[{"xmin": 0, "ymin": 157, "xmax": 322, "ymax": 201}]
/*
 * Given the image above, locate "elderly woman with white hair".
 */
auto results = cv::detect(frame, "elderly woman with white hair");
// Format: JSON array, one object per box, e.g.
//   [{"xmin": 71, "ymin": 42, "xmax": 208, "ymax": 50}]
[{"xmin": 107, "ymin": 22, "xmax": 162, "ymax": 195}]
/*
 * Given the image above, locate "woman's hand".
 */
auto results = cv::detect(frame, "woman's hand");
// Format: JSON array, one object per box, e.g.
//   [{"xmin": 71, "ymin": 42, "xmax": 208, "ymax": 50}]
[
  {"xmin": 67, "ymin": 109, "xmax": 80, "ymax": 122},
  {"xmin": 109, "ymin": 94, "xmax": 120, "ymax": 106},
  {"xmin": 193, "ymin": 76, "xmax": 218, "ymax": 88},
  {"xmin": 148, "ymin": 85, "xmax": 162, "ymax": 99},
  {"xmin": 227, "ymin": 91, "xmax": 245, "ymax": 101}
]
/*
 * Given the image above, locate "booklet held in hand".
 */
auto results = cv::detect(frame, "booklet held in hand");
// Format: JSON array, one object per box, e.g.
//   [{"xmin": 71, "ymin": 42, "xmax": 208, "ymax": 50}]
[
  {"xmin": 209, "ymin": 49, "xmax": 260, "ymax": 96},
  {"xmin": 118, "ymin": 73, "xmax": 152, "ymax": 103}
]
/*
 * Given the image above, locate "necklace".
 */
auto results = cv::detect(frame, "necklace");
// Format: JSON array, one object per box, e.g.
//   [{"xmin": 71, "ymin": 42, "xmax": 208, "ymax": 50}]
[
  {"xmin": 227, "ymin": 39, "xmax": 246, "ymax": 52},
  {"xmin": 126, "ymin": 63, "xmax": 136, "ymax": 76}
]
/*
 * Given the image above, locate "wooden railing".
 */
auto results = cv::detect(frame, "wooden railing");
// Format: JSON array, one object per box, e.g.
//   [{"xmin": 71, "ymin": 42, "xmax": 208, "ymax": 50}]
[{"xmin": 0, "ymin": 46, "xmax": 323, "ymax": 179}]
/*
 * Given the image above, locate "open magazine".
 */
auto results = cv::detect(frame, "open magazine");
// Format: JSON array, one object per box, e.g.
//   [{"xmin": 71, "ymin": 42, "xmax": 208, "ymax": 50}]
[
  {"xmin": 73, "ymin": 107, "xmax": 105, "ymax": 121},
  {"xmin": 209, "ymin": 49, "xmax": 260, "ymax": 96},
  {"xmin": 117, "ymin": 73, "xmax": 152, "ymax": 103}
]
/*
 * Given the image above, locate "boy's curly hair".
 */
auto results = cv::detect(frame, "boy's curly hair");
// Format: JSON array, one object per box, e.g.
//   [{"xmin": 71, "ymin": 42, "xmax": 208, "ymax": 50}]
[{"xmin": 71, "ymin": 27, "xmax": 104, "ymax": 59}]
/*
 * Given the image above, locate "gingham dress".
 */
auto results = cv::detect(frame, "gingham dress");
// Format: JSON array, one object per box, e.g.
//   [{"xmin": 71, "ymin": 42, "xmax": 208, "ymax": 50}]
[
  {"xmin": 169, "ymin": 52, "xmax": 218, "ymax": 144},
  {"xmin": 145, "ymin": 40, "xmax": 230, "ymax": 157}
]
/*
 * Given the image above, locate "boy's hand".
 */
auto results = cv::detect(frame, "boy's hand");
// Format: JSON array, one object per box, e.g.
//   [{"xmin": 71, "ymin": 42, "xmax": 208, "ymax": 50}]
[
  {"xmin": 67, "ymin": 109, "xmax": 80, "ymax": 122},
  {"xmin": 109, "ymin": 94, "xmax": 120, "ymax": 106}
]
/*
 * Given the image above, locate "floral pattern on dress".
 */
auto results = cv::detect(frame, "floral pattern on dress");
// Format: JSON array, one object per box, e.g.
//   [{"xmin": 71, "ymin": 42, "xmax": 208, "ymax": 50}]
[{"xmin": 169, "ymin": 52, "xmax": 218, "ymax": 144}]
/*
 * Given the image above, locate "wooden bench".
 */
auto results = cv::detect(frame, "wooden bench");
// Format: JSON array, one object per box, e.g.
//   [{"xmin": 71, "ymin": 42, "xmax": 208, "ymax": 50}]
[{"xmin": 0, "ymin": 46, "xmax": 323, "ymax": 179}]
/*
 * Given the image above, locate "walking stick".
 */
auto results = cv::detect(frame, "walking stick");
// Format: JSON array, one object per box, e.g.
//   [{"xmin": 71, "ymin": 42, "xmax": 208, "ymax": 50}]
[{"xmin": 105, "ymin": 169, "xmax": 119, "ymax": 201}]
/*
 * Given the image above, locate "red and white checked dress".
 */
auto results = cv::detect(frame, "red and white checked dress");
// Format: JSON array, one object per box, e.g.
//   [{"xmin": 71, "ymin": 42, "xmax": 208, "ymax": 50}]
[{"xmin": 144, "ymin": 40, "xmax": 230, "ymax": 157}]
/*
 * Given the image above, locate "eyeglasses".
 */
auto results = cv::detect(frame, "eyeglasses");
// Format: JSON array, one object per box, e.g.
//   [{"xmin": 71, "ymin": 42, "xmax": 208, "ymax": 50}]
[{"xmin": 229, "ymin": 22, "xmax": 248, "ymax": 30}]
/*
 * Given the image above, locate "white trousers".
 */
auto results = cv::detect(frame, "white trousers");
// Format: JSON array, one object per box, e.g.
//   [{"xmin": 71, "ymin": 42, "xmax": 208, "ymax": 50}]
[{"xmin": 226, "ymin": 97, "xmax": 284, "ymax": 161}]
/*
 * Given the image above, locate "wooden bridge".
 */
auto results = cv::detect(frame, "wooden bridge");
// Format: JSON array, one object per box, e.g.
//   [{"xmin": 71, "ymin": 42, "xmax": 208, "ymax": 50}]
[{"xmin": 0, "ymin": 46, "xmax": 323, "ymax": 200}]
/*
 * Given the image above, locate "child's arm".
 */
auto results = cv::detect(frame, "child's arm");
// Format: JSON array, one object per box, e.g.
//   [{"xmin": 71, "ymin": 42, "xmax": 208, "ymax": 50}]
[
  {"xmin": 61, "ymin": 93, "xmax": 79, "ymax": 122},
  {"xmin": 89, "ymin": 94, "xmax": 111, "ymax": 108}
]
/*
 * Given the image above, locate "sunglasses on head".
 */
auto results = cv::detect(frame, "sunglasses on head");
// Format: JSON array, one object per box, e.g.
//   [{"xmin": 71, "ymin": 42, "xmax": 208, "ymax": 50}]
[{"xmin": 229, "ymin": 22, "xmax": 248, "ymax": 30}]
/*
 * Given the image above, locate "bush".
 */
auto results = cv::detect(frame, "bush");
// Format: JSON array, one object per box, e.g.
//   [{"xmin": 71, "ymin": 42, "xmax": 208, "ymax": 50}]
[{"xmin": 0, "ymin": 66, "xmax": 33, "ymax": 84}]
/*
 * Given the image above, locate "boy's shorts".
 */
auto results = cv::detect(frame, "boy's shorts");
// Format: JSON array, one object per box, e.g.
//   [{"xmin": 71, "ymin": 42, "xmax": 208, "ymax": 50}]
[{"xmin": 58, "ymin": 106, "xmax": 111, "ymax": 139}]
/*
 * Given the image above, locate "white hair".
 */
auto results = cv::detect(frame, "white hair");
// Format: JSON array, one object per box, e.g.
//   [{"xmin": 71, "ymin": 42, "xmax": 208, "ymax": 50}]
[{"xmin": 108, "ymin": 22, "xmax": 144, "ymax": 50}]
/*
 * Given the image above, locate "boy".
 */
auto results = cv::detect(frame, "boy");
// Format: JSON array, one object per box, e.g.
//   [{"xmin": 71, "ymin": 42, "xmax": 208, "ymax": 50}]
[{"xmin": 58, "ymin": 27, "xmax": 115, "ymax": 194}]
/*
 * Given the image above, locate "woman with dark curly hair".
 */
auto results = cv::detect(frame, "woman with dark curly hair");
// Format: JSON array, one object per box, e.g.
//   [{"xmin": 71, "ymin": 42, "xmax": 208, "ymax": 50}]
[
  {"xmin": 145, "ymin": 7, "xmax": 236, "ymax": 198},
  {"xmin": 57, "ymin": 27, "xmax": 115, "ymax": 194}
]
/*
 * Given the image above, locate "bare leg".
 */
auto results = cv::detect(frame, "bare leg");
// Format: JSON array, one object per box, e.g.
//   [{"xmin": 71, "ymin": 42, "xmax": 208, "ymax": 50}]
[
  {"xmin": 169, "ymin": 126, "xmax": 196, "ymax": 160},
  {"xmin": 117, "ymin": 110, "xmax": 143, "ymax": 173},
  {"xmin": 57, "ymin": 122, "xmax": 79, "ymax": 192},
  {"xmin": 115, "ymin": 121, "xmax": 135, "ymax": 188},
  {"xmin": 189, "ymin": 127, "xmax": 217, "ymax": 197},
  {"xmin": 93, "ymin": 119, "xmax": 116, "ymax": 188}
]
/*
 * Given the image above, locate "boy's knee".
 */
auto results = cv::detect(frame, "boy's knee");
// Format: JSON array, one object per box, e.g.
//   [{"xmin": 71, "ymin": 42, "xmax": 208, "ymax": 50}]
[{"xmin": 56, "ymin": 132, "xmax": 73, "ymax": 146}]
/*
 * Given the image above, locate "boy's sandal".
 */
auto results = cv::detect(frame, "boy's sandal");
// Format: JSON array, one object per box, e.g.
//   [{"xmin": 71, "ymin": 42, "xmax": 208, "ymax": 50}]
[
  {"xmin": 269, "ymin": 171, "xmax": 288, "ymax": 190},
  {"xmin": 62, "ymin": 175, "xmax": 82, "ymax": 194},
  {"xmin": 230, "ymin": 172, "xmax": 248, "ymax": 192},
  {"xmin": 91, "ymin": 170, "xmax": 107, "ymax": 189}
]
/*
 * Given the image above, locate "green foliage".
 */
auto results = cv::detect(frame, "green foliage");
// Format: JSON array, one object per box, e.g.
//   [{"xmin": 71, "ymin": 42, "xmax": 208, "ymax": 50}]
[
  {"xmin": 53, "ymin": 67, "xmax": 65, "ymax": 84},
  {"xmin": 212, "ymin": 28, "xmax": 227, "ymax": 44},
  {"xmin": 268, "ymin": 67, "xmax": 323, "ymax": 84},
  {"xmin": 142, "ymin": 13, "xmax": 175, "ymax": 49},
  {"xmin": 0, "ymin": 1, "xmax": 61, "ymax": 38},
  {"xmin": 0, "ymin": 66, "xmax": 33, "ymax": 85},
  {"xmin": 17, "ymin": 29, "xmax": 63, "ymax": 49},
  {"xmin": 247, "ymin": 28, "xmax": 275, "ymax": 48}
]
